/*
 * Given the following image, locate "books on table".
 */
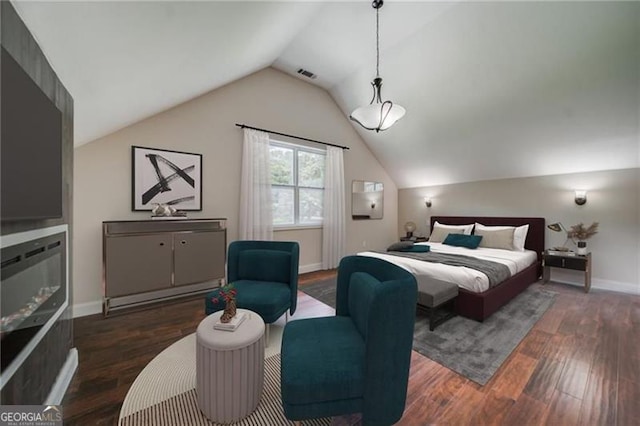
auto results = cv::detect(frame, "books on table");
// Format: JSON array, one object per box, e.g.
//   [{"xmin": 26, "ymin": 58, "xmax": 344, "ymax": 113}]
[{"xmin": 213, "ymin": 311, "xmax": 246, "ymax": 331}]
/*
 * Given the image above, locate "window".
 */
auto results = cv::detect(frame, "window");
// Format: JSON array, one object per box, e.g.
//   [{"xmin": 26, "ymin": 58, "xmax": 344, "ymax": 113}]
[{"xmin": 270, "ymin": 141, "xmax": 325, "ymax": 227}]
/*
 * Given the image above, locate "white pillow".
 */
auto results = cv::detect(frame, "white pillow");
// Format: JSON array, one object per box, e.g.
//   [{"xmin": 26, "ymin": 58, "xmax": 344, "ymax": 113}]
[
  {"xmin": 474, "ymin": 223, "xmax": 530, "ymax": 251},
  {"xmin": 435, "ymin": 221, "xmax": 474, "ymax": 235},
  {"xmin": 428, "ymin": 221, "xmax": 474, "ymax": 242}
]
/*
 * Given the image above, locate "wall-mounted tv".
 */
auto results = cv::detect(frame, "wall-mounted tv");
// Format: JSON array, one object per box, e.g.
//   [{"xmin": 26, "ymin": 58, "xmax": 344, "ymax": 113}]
[{"xmin": 1, "ymin": 46, "xmax": 63, "ymax": 221}]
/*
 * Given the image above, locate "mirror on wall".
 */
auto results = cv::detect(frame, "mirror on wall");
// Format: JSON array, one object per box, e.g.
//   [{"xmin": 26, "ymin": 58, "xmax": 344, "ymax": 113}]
[{"xmin": 352, "ymin": 180, "xmax": 384, "ymax": 220}]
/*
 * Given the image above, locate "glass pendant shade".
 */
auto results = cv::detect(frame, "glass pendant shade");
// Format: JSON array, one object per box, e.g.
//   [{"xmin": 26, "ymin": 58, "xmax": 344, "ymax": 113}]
[
  {"xmin": 350, "ymin": 77, "xmax": 406, "ymax": 132},
  {"xmin": 350, "ymin": 1, "xmax": 405, "ymax": 132}
]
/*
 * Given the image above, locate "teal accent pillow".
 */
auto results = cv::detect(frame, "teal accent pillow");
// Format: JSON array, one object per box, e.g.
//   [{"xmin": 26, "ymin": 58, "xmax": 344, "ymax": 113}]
[
  {"xmin": 400, "ymin": 245, "xmax": 430, "ymax": 253},
  {"xmin": 443, "ymin": 234, "xmax": 482, "ymax": 249}
]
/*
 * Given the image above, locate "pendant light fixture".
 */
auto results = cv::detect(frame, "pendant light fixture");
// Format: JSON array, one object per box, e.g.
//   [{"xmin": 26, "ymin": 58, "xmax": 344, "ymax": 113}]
[{"xmin": 350, "ymin": 0, "xmax": 406, "ymax": 133}]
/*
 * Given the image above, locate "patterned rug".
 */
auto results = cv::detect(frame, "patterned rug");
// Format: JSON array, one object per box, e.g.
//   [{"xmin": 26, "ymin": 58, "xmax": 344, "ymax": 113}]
[
  {"xmin": 301, "ymin": 279, "xmax": 557, "ymax": 385},
  {"xmin": 119, "ymin": 324, "xmax": 360, "ymax": 426}
]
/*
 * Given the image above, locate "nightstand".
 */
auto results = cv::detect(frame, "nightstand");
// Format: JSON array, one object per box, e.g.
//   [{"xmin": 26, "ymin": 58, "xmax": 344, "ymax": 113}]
[{"xmin": 542, "ymin": 251, "xmax": 592, "ymax": 293}]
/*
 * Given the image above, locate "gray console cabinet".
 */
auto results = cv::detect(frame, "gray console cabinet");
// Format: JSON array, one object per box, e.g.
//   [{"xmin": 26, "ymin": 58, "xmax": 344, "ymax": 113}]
[{"xmin": 103, "ymin": 219, "xmax": 226, "ymax": 315}]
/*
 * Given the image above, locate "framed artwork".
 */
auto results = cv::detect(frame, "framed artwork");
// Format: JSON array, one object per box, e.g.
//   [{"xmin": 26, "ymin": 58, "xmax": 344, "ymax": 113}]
[{"xmin": 131, "ymin": 146, "xmax": 202, "ymax": 211}]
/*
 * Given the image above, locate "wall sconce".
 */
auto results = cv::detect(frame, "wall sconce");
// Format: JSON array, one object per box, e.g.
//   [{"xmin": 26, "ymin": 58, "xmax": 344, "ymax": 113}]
[
  {"xmin": 424, "ymin": 197, "xmax": 432, "ymax": 208},
  {"xmin": 574, "ymin": 190, "xmax": 587, "ymax": 205}
]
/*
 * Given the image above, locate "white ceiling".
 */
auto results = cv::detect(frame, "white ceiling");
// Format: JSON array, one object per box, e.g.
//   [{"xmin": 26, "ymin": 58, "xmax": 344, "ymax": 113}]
[{"xmin": 12, "ymin": 1, "xmax": 640, "ymax": 188}]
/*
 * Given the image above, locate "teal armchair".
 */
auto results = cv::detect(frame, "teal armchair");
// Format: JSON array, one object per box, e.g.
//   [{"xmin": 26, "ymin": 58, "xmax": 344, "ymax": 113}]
[
  {"xmin": 280, "ymin": 255, "xmax": 418, "ymax": 425},
  {"xmin": 205, "ymin": 240, "xmax": 299, "ymax": 324}
]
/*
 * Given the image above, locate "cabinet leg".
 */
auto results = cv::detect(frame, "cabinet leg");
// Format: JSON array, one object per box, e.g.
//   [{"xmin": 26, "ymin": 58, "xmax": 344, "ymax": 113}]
[
  {"xmin": 585, "ymin": 266, "xmax": 591, "ymax": 293},
  {"xmin": 585, "ymin": 253, "xmax": 593, "ymax": 292}
]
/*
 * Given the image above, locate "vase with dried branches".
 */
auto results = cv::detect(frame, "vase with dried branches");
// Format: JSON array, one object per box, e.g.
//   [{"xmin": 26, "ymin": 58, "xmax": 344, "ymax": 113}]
[{"xmin": 567, "ymin": 222, "xmax": 599, "ymax": 255}]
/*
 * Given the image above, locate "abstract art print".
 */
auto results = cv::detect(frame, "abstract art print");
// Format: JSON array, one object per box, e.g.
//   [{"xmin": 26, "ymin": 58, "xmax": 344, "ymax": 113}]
[{"xmin": 132, "ymin": 146, "xmax": 202, "ymax": 211}]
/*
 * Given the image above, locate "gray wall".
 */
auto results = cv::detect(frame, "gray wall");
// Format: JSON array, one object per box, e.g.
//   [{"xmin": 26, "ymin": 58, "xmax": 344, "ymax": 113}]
[
  {"xmin": 73, "ymin": 67, "xmax": 398, "ymax": 314},
  {"xmin": 0, "ymin": 1, "xmax": 74, "ymax": 404},
  {"xmin": 398, "ymin": 168, "xmax": 640, "ymax": 294}
]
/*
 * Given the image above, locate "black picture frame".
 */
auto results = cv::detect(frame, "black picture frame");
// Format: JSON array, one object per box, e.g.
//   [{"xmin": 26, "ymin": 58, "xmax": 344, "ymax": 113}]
[{"xmin": 131, "ymin": 146, "xmax": 202, "ymax": 211}]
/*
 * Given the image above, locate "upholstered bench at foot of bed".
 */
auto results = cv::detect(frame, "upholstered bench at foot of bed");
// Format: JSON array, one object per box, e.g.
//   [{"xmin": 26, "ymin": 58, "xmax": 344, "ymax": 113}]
[{"xmin": 417, "ymin": 279, "xmax": 458, "ymax": 331}]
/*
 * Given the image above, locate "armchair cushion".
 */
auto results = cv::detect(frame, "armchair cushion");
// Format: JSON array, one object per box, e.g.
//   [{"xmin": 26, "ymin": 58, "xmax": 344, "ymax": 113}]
[
  {"xmin": 237, "ymin": 249, "xmax": 292, "ymax": 284},
  {"xmin": 281, "ymin": 316, "xmax": 365, "ymax": 406},
  {"xmin": 233, "ymin": 280, "xmax": 291, "ymax": 323}
]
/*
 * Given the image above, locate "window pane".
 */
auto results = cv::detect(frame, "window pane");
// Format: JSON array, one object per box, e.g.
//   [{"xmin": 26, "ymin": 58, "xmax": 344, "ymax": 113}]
[
  {"xmin": 272, "ymin": 187, "xmax": 294, "ymax": 225},
  {"xmin": 298, "ymin": 151, "xmax": 325, "ymax": 188},
  {"xmin": 299, "ymin": 188, "xmax": 324, "ymax": 224},
  {"xmin": 270, "ymin": 146, "xmax": 294, "ymax": 185}
]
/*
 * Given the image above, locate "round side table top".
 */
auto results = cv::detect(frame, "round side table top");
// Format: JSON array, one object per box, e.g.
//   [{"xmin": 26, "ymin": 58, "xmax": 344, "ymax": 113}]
[{"xmin": 197, "ymin": 308, "xmax": 265, "ymax": 351}]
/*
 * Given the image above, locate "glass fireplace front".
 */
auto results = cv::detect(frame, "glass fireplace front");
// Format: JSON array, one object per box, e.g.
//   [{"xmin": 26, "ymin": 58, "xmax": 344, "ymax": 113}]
[{"xmin": 1, "ymin": 231, "xmax": 67, "ymax": 374}]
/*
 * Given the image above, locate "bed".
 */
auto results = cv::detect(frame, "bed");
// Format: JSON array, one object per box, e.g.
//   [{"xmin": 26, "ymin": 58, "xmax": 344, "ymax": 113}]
[{"xmin": 360, "ymin": 216, "xmax": 545, "ymax": 322}]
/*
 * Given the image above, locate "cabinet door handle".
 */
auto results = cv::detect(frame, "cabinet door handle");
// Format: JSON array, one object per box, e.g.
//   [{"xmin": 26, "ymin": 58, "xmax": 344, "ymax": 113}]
[
  {"xmin": 159, "ymin": 242, "xmax": 165, "ymax": 246},
  {"xmin": 181, "ymin": 240, "xmax": 187, "ymax": 245},
  {"xmin": 561, "ymin": 259, "xmax": 565, "ymax": 267}
]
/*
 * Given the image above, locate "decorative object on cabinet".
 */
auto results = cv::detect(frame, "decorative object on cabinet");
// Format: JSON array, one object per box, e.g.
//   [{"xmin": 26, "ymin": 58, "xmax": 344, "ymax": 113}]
[
  {"xmin": 102, "ymin": 218, "xmax": 226, "ymax": 315},
  {"xmin": 151, "ymin": 203, "xmax": 175, "ymax": 217},
  {"xmin": 131, "ymin": 146, "xmax": 202, "ymax": 212}
]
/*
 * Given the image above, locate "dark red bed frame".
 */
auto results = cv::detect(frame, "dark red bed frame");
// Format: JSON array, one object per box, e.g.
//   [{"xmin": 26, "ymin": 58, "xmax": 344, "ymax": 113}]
[{"xmin": 430, "ymin": 216, "xmax": 545, "ymax": 322}]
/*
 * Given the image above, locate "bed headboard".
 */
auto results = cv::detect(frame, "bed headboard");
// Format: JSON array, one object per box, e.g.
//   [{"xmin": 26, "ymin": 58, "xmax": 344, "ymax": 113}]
[{"xmin": 430, "ymin": 216, "xmax": 546, "ymax": 262}]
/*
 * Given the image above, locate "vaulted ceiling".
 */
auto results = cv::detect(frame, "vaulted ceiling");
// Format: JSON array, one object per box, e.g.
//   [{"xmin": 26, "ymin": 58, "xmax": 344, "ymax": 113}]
[{"xmin": 12, "ymin": 1, "xmax": 640, "ymax": 188}]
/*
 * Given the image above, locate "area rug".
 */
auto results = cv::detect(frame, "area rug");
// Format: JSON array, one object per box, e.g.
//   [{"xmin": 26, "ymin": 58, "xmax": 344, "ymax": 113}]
[
  {"xmin": 119, "ymin": 332, "xmax": 331, "ymax": 426},
  {"xmin": 301, "ymin": 279, "xmax": 557, "ymax": 386}
]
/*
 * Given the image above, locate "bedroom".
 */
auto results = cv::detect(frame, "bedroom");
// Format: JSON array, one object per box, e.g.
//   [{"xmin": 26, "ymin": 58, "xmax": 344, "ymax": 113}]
[{"xmin": 1, "ymin": 0, "xmax": 638, "ymax": 424}]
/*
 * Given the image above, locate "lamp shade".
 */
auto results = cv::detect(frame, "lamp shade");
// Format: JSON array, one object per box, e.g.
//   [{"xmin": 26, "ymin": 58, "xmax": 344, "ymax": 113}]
[
  {"xmin": 547, "ymin": 223, "xmax": 564, "ymax": 232},
  {"xmin": 404, "ymin": 221, "xmax": 416, "ymax": 234},
  {"xmin": 350, "ymin": 100, "xmax": 406, "ymax": 133}
]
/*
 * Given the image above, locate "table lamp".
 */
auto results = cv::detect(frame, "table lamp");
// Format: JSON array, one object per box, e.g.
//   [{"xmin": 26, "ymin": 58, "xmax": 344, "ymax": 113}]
[{"xmin": 547, "ymin": 222, "xmax": 571, "ymax": 251}]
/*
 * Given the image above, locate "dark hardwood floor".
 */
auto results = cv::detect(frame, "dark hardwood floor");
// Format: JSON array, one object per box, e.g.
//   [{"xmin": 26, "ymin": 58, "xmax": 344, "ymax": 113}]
[{"xmin": 63, "ymin": 272, "xmax": 639, "ymax": 425}]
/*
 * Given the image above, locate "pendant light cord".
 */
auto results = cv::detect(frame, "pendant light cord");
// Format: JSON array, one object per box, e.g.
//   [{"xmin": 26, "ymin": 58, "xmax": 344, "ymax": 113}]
[{"xmin": 376, "ymin": 6, "xmax": 380, "ymax": 78}]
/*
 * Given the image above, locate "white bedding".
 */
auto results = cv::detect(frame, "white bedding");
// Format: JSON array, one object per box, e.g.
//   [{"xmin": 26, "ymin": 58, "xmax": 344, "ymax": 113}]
[{"xmin": 357, "ymin": 242, "xmax": 538, "ymax": 293}]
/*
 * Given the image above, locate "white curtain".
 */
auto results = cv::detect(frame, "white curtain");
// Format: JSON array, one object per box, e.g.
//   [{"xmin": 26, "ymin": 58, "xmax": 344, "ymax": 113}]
[
  {"xmin": 322, "ymin": 146, "xmax": 346, "ymax": 269},
  {"xmin": 239, "ymin": 129, "xmax": 273, "ymax": 240}
]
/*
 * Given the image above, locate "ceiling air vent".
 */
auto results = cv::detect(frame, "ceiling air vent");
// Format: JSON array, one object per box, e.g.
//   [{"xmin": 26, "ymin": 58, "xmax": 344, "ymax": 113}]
[{"xmin": 297, "ymin": 68, "xmax": 317, "ymax": 80}]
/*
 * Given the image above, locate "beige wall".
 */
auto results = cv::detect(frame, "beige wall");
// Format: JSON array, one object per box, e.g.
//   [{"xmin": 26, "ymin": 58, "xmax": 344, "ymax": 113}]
[
  {"xmin": 73, "ymin": 67, "xmax": 398, "ymax": 314},
  {"xmin": 398, "ymin": 168, "xmax": 640, "ymax": 294}
]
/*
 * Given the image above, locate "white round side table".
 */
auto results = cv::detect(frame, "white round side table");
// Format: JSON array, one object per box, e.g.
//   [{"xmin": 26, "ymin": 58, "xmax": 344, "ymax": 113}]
[{"xmin": 196, "ymin": 308, "xmax": 265, "ymax": 423}]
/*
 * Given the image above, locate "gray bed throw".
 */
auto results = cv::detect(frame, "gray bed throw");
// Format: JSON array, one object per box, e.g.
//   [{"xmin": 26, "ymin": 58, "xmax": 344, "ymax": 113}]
[{"xmin": 382, "ymin": 251, "xmax": 511, "ymax": 288}]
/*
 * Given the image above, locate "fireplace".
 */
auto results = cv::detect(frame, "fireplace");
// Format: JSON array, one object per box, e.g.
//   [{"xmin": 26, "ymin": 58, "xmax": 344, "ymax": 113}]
[{"xmin": 0, "ymin": 225, "xmax": 68, "ymax": 385}]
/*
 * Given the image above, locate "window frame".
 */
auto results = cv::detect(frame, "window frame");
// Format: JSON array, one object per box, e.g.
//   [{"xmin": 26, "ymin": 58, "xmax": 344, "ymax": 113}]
[{"xmin": 269, "ymin": 139, "xmax": 325, "ymax": 229}]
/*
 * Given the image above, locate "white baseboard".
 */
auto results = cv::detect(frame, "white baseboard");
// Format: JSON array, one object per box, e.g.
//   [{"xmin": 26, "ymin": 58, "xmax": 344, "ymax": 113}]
[
  {"xmin": 45, "ymin": 348, "xmax": 78, "ymax": 405},
  {"xmin": 552, "ymin": 277, "xmax": 639, "ymax": 295},
  {"xmin": 73, "ymin": 301, "xmax": 102, "ymax": 318},
  {"xmin": 299, "ymin": 263, "xmax": 323, "ymax": 274}
]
